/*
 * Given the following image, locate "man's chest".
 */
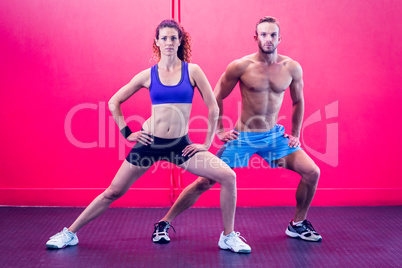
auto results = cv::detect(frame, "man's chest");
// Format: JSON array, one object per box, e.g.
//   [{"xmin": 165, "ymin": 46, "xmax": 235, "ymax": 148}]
[{"xmin": 240, "ymin": 65, "xmax": 292, "ymax": 94}]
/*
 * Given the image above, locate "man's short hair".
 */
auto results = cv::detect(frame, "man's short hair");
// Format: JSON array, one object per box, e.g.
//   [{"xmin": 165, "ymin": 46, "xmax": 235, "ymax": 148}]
[{"xmin": 255, "ymin": 16, "xmax": 280, "ymax": 35}]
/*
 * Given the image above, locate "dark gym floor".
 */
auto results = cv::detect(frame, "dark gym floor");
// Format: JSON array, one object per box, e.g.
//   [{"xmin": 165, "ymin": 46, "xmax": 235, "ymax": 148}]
[{"xmin": 0, "ymin": 206, "xmax": 401, "ymax": 267}]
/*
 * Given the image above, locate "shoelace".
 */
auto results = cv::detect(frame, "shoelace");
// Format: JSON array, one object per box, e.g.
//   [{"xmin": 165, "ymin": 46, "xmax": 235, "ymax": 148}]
[
  {"xmin": 50, "ymin": 229, "xmax": 70, "ymax": 241},
  {"xmin": 234, "ymin": 232, "xmax": 247, "ymax": 242},
  {"xmin": 304, "ymin": 220, "xmax": 316, "ymax": 232},
  {"xmin": 154, "ymin": 222, "xmax": 176, "ymax": 234}
]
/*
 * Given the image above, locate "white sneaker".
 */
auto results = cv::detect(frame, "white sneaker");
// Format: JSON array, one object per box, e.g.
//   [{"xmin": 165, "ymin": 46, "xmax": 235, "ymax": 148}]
[
  {"xmin": 218, "ymin": 231, "xmax": 251, "ymax": 253},
  {"xmin": 152, "ymin": 221, "xmax": 175, "ymax": 244},
  {"xmin": 46, "ymin": 227, "xmax": 79, "ymax": 249},
  {"xmin": 285, "ymin": 220, "xmax": 322, "ymax": 242}
]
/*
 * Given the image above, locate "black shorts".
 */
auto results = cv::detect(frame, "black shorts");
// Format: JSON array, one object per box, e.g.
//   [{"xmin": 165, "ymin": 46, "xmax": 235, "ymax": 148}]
[{"xmin": 126, "ymin": 134, "xmax": 196, "ymax": 167}]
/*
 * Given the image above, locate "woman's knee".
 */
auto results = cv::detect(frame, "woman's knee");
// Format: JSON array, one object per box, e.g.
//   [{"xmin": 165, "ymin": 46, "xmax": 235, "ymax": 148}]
[
  {"xmin": 194, "ymin": 177, "xmax": 216, "ymax": 192},
  {"xmin": 103, "ymin": 187, "xmax": 125, "ymax": 201},
  {"xmin": 217, "ymin": 168, "xmax": 236, "ymax": 186}
]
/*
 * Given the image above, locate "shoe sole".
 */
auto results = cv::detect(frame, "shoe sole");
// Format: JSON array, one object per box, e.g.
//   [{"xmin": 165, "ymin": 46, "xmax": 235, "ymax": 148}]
[
  {"xmin": 219, "ymin": 247, "xmax": 251, "ymax": 254},
  {"xmin": 285, "ymin": 228, "xmax": 322, "ymax": 242},
  {"xmin": 46, "ymin": 242, "xmax": 78, "ymax": 249},
  {"xmin": 219, "ymin": 243, "xmax": 251, "ymax": 254},
  {"xmin": 152, "ymin": 237, "xmax": 170, "ymax": 244}
]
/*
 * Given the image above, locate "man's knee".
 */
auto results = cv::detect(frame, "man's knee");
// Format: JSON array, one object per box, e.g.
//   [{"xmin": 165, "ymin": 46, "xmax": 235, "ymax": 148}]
[{"xmin": 303, "ymin": 164, "xmax": 320, "ymax": 185}]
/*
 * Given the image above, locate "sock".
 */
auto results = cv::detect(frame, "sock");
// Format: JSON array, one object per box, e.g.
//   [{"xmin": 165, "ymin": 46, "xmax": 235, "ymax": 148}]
[{"xmin": 224, "ymin": 231, "xmax": 234, "ymax": 236}]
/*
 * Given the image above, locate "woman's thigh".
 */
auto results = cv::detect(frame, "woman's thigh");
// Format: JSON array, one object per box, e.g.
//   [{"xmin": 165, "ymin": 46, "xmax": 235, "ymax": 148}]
[
  {"xmin": 107, "ymin": 160, "xmax": 150, "ymax": 194},
  {"xmin": 178, "ymin": 151, "xmax": 234, "ymax": 184}
]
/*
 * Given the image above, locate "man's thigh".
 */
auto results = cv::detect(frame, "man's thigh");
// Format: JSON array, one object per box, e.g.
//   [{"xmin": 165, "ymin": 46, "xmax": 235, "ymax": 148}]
[
  {"xmin": 275, "ymin": 150, "xmax": 318, "ymax": 175},
  {"xmin": 217, "ymin": 141, "xmax": 258, "ymax": 168}
]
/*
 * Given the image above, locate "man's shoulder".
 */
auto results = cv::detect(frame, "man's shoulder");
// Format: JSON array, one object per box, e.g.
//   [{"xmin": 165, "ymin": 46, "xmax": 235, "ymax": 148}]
[
  {"xmin": 278, "ymin": 54, "xmax": 299, "ymax": 65},
  {"xmin": 227, "ymin": 54, "xmax": 256, "ymax": 72},
  {"xmin": 278, "ymin": 54, "xmax": 302, "ymax": 76},
  {"xmin": 238, "ymin": 53, "xmax": 257, "ymax": 65}
]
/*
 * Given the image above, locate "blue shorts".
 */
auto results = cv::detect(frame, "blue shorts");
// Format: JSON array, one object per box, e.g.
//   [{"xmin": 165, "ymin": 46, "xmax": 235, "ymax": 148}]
[{"xmin": 216, "ymin": 125, "xmax": 302, "ymax": 168}]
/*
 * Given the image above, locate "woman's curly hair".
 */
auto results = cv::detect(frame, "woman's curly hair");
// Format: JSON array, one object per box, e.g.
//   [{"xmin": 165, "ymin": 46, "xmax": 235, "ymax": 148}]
[{"xmin": 152, "ymin": 20, "xmax": 192, "ymax": 63}]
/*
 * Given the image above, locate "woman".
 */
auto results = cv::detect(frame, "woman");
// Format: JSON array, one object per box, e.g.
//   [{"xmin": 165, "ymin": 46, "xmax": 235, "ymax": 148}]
[{"xmin": 46, "ymin": 20, "xmax": 250, "ymax": 254}]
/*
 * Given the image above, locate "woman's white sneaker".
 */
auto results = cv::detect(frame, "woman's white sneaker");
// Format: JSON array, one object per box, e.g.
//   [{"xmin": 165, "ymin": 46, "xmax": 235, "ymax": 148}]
[
  {"xmin": 46, "ymin": 227, "xmax": 79, "ymax": 249},
  {"xmin": 218, "ymin": 231, "xmax": 251, "ymax": 254}
]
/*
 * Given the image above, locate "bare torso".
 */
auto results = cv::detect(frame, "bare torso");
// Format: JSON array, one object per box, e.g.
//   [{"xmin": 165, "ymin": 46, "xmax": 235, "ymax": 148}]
[
  {"xmin": 142, "ymin": 103, "xmax": 191, "ymax": 138},
  {"xmin": 142, "ymin": 62, "xmax": 195, "ymax": 138},
  {"xmin": 235, "ymin": 53, "xmax": 295, "ymax": 132}
]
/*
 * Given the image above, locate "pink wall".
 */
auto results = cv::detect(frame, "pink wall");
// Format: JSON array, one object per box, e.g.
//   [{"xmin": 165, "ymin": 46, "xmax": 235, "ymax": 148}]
[{"xmin": 1, "ymin": 0, "xmax": 401, "ymax": 207}]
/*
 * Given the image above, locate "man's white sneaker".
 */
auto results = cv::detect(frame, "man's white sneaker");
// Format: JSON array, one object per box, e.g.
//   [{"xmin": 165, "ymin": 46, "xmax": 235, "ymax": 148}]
[
  {"xmin": 285, "ymin": 219, "xmax": 322, "ymax": 242},
  {"xmin": 152, "ymin": 221, "xmax": 175, "ymax": 244},
  {"xmin": 218, "ymin": 231, "xmax": 251, "ymax": 254},
  {"xmin": 46, "ymin": 227, "xmax": 79, "ymax": 249}
]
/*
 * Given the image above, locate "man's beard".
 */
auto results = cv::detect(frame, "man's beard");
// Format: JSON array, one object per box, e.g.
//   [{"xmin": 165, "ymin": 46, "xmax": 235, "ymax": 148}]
[{"xmin": 259, "ymin": 43, "xmax": 276, "ymax": 54}]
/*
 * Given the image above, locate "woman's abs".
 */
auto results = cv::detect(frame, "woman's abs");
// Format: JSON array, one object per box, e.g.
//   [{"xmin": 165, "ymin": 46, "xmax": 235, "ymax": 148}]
[{"xmin": 142, "ymin": 103, "xmax": 191, "ymax": 138}]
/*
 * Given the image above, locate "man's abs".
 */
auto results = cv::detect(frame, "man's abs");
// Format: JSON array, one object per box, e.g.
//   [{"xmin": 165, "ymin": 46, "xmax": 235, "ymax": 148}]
[{"xmin": 235, "ymin": 85, "xmax": 285, "ymax": 132}]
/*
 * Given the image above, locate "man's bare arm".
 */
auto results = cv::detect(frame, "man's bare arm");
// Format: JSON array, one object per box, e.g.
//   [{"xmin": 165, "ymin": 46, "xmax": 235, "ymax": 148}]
[
  {"xmin": 214, "ymin": 60, "xmax": 244, "ymax": 132},
  {"xmin": 288, "ymin": 61, "xmax": 304, "ymax": 147}
]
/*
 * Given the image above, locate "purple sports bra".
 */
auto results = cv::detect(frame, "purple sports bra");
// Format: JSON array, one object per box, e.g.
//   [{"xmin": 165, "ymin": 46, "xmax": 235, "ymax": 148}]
[{"xmin": 149, "ymin": 61, "xmax": 194, "ymax": 105}]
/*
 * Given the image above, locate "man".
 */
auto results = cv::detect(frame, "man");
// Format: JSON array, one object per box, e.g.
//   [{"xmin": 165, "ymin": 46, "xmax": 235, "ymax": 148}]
[{"xmin": 152, "ymin": 16, "xmax": 321, "ymax": 247}]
